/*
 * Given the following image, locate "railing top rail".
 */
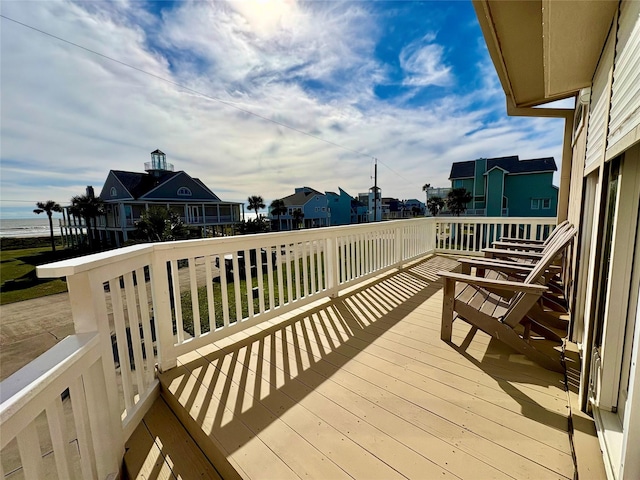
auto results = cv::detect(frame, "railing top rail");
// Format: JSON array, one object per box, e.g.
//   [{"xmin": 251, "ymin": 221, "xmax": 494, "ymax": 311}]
[
  {"xmin": 38, "ymin": 218, "xmax": 434, "ymax": 278},
  {"xmin": 37, "ymin": 243, "xmax": 155, "ymax": 278},
  {"xmin": 0, "ymin": 333, "xmax": 99, "ymax": 422},
  {"xmin": 435, "ymin": 216, "xmax": 557, "ymax": 224},
  {"xmin": 39, "ymin": 217, "xmax": 555, "ymax": 279}
]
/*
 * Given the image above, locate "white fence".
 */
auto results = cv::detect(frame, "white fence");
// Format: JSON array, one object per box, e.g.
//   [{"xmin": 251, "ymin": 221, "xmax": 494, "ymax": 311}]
[{"xmin": 0, "ymin": 216, "xmax": 554, "ymax": 479}]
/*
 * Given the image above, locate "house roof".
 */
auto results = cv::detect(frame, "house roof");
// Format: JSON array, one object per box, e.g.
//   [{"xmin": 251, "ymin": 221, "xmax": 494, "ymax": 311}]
[
  {"xmin": 104, "ymin": 169, "xmax": 224, "ymax": 201},
  {"xmin": 110, "ymin": 170, "xmax": 178, "ymax": 198},
  {"xmin": 449, "ymin": 156, "xmax": 557, "ymax": 179},
  {"xmin": 281, "ymin": 191, "xmax": 320, "ymax": 207}
]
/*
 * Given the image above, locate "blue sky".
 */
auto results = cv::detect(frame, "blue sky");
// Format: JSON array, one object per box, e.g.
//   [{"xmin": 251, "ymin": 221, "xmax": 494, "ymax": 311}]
[{"xmin": 0, "ymin": 0, "xmax": 567, "ymax": 218}]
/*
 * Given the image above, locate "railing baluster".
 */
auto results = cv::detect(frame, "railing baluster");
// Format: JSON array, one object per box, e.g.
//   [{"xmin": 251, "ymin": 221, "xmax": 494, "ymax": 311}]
[
  {"xmin": 46, "ymin": 396, "xmax": 73, "ymax": 479},
  {"xmin": 16, "ymin": 422, "xmax": 45, "ymax": 480},
  {"xmin": 123, "ymin": 272, "xmax": 145, "ymax": 391},
  {"xmin": 294, "ymin": 242, "xmax": 302, "ymax": 300},
  {"xmin": 316, "ymin": 239, "xmax": 324, "ymax": 290},
  {"xmin": 169, "ymin": 260, "xmax": 184, "ymax": 344},
  {"xmin": 244, "ymin": 249, "xmax": 254, "ymax": 319},
  {"xmin": 188, "ymin": 257, "xmax": 201, "ymax": 338},
  {"xmin": 70, "ymin": 375, "xmax": 98, "ymax": 479},
  {"xmin": 232, "ymin": 252, "xmax": 242, "ymax": 323},
  {"xmin": 285, "ymin": 245, "xmax": 294, "ymax": 303},
  {"xmin": 135, "ymin": 267, "xmax": 155, "ymax": 384},
  {"xmin": 257, "ymin": 248, "xmax": 266, "ymax": 313},
  {"xmin": 204, "ymin": 257, "xmax": 216, "ymax": 332},
  {"xmin": 219, "ymin": 254, "xmax": 230, "ymax": 327},
  {"xmin": 109, "ymin": 278, "xmax": 134, "ymax": 410},
  {"xmin": 267, "ymin": 245, "xmax": 275, "ymax": 310},
  {"xmin": 309, "ymin": 241, "xmax": 317, "ymax": 294},
  {"xmin": 277, "ymin": 246, "xmax": 285, "ymax": 306},
  {"xmin": 301, "ymin": 241, "xmax": 309, "ymax": 297}
]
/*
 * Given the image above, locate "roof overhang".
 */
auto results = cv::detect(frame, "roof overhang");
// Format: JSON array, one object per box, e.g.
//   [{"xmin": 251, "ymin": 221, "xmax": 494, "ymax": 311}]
[{"xmin": 473, "ymin": 0, "xmax": 617, "ymax": 108}]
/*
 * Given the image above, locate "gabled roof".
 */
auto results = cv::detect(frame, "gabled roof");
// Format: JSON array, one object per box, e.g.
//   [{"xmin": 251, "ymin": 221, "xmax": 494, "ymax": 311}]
[
  {"xmin": 449, "ymin": 156, "xmax": 557, "ymax": 179},
  {"xmin": 281, "ymin": 190, "xmax": 322, "ymax": 207},
  {"xmin": 101, "ymin": 169, "xmax": 223, "ymax": 201},
  {"xmin": 109, "ymin": 170, "xmax": 178, "ymax": 198}
]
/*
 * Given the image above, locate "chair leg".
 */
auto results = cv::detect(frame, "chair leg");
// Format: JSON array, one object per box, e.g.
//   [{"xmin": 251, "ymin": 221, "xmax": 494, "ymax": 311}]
[{"xmin": 441, "ymin": 278, "xmax": 455, "ymax": 342}]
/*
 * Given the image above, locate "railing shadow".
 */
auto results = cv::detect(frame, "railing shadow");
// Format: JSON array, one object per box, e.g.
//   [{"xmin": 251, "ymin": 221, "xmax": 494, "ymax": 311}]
[
  {"xmin": 159, "ymin": 255, "xmax": 458, "ymax": 458},
  {"xmin": 448, "ymin": 329, "xmax": 571, "ymax": 433}
]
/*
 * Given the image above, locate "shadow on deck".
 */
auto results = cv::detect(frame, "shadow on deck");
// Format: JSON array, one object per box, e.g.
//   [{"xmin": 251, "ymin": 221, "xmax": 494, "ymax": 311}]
[{"xmin": 127, "ymin": 255, "xmax": 605, "ymax": 479}]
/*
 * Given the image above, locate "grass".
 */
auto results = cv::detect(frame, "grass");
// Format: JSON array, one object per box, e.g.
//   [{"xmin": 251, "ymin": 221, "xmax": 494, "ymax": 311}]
[
  {"xmin": 179, "ymin": 255, "xmax": 325, "ymax": 336},
  {"xmin": 0, "ymin": 244, "xmax": 73, "ymax": 305}
]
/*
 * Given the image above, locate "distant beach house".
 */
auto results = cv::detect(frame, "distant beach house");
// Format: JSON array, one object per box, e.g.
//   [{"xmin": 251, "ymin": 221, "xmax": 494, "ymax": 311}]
[
  {"xmin": 271, "ymin": 186, "xmax": 368, "ymax": 230},
  {"xmin": 449, "ymin": 155, "xmax": 558, "ymax": 217},
  {"xmin": 64, "ymin": 149, "xmax": 242, "ymax": 245},
  {"xmin": 272, "ymin": 187, "xmax": 329, "ymax": 230},
  {"xmin": 325, "ymin": 188, "xmax": 368, "ymax": 226},
  {"xmin": 358, "ymin": 186, "xmax": 382, "ymax": 222}
]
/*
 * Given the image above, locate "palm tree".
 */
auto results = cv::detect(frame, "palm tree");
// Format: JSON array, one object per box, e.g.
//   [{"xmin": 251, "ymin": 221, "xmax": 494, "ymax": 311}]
[
  {"xmin": 422, "ymin": 183, "xmax": 431, "ymax": 205},
  {"xmin": 446, "ymin": 188, "xmax": 472, "ymax": 216},
  {"xmin": 33, "ymin": 200, "xmax": 62, "ymax": 252},
  {"xmin": 426, "ymin": 196, "xmax": 445, "ymax": 217},
  {"xmin": 270, "ymin": 199, "xmax": 287, "ymax": 231},
  {"xmin": 247, "ymin": 195, "xmax": 265, "ymax": 218},
  {"xmin": 292, "ymin": 208, "xmax": 304, "ymax": 230},
  {"xmin": 69, "ymin": 194, "xmax": 105, "ymax": 250}
]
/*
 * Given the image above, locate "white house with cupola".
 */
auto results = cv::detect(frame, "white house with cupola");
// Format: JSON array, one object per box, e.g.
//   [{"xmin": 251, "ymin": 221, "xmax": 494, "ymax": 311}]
[{"xmin": 64, "ymin": 149, "xmax": 242, "ymax": 245}]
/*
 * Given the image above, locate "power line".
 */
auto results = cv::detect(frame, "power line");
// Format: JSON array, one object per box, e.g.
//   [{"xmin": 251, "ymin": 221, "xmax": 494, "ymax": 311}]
[
  {"xmin": 1, "ymin": 14, "xmax": 376, "ymax": 161},
  {"xmin": 1, "ymin": 13, "xmax": 427, "ymax": 193}
]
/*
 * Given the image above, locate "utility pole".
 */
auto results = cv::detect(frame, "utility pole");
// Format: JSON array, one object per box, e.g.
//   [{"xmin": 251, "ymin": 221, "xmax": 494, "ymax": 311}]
[{"xmin": 373, "ymin": 158, "xmax": 379, "ymax": 222}]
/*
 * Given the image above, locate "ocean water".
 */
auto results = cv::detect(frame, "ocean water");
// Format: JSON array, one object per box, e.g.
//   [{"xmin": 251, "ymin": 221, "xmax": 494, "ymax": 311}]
[
  {"xmin": 0, "ymin": 212, "xmax": 261, "ymax": 238},
  {"xmin": 0, "ymin": 217, "xmax": 64, "ymax": 238}
]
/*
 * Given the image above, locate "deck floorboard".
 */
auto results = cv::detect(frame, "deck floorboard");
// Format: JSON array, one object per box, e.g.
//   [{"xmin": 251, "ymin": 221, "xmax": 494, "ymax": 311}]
[{"xmin": 157, "ymin": 255, "xmax": 596, "ymax": 479}]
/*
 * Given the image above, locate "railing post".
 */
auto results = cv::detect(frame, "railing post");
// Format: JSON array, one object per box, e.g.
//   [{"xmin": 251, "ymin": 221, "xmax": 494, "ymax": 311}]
[
  {"xmin": 66, "ymin": 272, "xmax": 124, "ymax": 468},
  {"xmin": 325, "ymin": 232, "xmax": 339, "ymax": 298},
  {"xmin": 395, "ymin": 224, "xmax": 404, "ymax": 266},
  {"xmin": 83, "ymin": 358, "xmax": 121, "ymax": 478},
  {"xmin": 150, "ymin": 250, "xmax": 177, "ymax": 372}
]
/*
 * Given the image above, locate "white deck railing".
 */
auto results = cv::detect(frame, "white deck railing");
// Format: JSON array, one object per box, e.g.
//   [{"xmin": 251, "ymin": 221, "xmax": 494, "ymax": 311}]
[{"xmin": 0, "ymin": 216, "xmax": 555, "ymax": 479}]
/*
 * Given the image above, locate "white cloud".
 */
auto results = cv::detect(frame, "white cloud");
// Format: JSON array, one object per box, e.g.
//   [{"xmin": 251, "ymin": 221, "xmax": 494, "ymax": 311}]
[
  {"xmin": 0, "ymin": 1, "xmax": 564, "ymax": 218},
  {"xmin": 400, "ymin": 33, "xmax": 453, "ymax": 87}
]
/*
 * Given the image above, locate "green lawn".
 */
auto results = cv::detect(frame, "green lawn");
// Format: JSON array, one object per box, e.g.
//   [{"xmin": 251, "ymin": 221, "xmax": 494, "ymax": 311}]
[
  {"xmin": 0, "ymin": 246, "xmax": 71, "ymax": 304},
  {"xmin": 179, "ymin": 254, "xmax": 325, "ymax": 336}
]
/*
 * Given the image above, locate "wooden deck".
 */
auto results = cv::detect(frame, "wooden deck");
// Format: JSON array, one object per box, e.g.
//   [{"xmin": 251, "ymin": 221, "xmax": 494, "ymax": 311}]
[{"xmin": 152, "ymin": 255, "xmax": 600, "ymax": 479}]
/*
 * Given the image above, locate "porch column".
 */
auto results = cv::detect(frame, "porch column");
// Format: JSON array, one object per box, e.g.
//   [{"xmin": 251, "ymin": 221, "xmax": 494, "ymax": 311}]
[{"xmin": 557, "ymin": 115, "xmax": 574, "ymax": 222}]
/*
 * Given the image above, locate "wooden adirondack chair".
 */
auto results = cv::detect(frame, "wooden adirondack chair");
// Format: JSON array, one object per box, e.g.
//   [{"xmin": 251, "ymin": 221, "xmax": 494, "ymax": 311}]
[
  {"xmin": 480, "ymin": 223, "xmax": 575, "ymax": 312},
  {"xmin": 492, "ymin": 220, "xmax": 570, "ymax": 251},
  {"xmin": 438, "ymin": 227, "xmax": 576, "ymax": 372},
  {"xmin": 484, "ymin": 221, "xmax": 571, "ymax": 258}
]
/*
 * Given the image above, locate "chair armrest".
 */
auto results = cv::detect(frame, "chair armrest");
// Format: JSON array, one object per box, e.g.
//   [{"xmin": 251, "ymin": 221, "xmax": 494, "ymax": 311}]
[
  {"xmin": 459, "ymin": 257, "xmax": 562, "ymax": 274},
  {"xmin": 491, "ymin": 241, "xmax": 545, "ymax": 252},
  {"xmin": 457, "ymin": 258, "xmax": 536, "ymax": 275},
  {"xmin": 482, "ymin": 248, "xmax": 545, "ymax": 260},
  {"xmin": 499, "ymin": 236, "xmax": 545, "ymax": 245},
  {"xmin": 438, "ymin": 271, "xmax": 548, "ymax": 294}
]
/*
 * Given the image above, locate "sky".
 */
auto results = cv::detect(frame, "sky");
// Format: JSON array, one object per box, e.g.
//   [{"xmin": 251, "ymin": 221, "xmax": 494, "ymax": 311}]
[{"xmin": 0, "ymin": 0, "xmax": 569, "ymax": 219}]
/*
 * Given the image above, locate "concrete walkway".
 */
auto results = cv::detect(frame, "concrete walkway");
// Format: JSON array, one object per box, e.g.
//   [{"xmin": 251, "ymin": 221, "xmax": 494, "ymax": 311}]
[{"xmin": 0, "ymin": 293, "xmax": 74, "ymax": 380}]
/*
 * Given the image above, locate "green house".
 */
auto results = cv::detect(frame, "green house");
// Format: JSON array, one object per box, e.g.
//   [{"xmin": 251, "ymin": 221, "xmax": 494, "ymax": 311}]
[{"xmin": 449, "ymin": 155, "xmax": 558, "ymax": 217}]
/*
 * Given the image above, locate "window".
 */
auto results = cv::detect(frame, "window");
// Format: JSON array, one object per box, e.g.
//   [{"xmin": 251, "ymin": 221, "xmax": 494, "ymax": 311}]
[
  {"xmin": 321, "ymin": 207, "xmax": 326, "ymax": 212},
  {"xmin": 110, "ymin": 187, "xmax": 117, "ymax": 197},
  {"xmin": 315, "ymin": 207, "xmax": 320, "ymax": 212},
  {"xmin": 177, "ymin": 187, "xmax": 192, "ymax": 196},
  {"xmin": 531, "ymin": 198, "xmax": 551, "ymax": 210}
]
